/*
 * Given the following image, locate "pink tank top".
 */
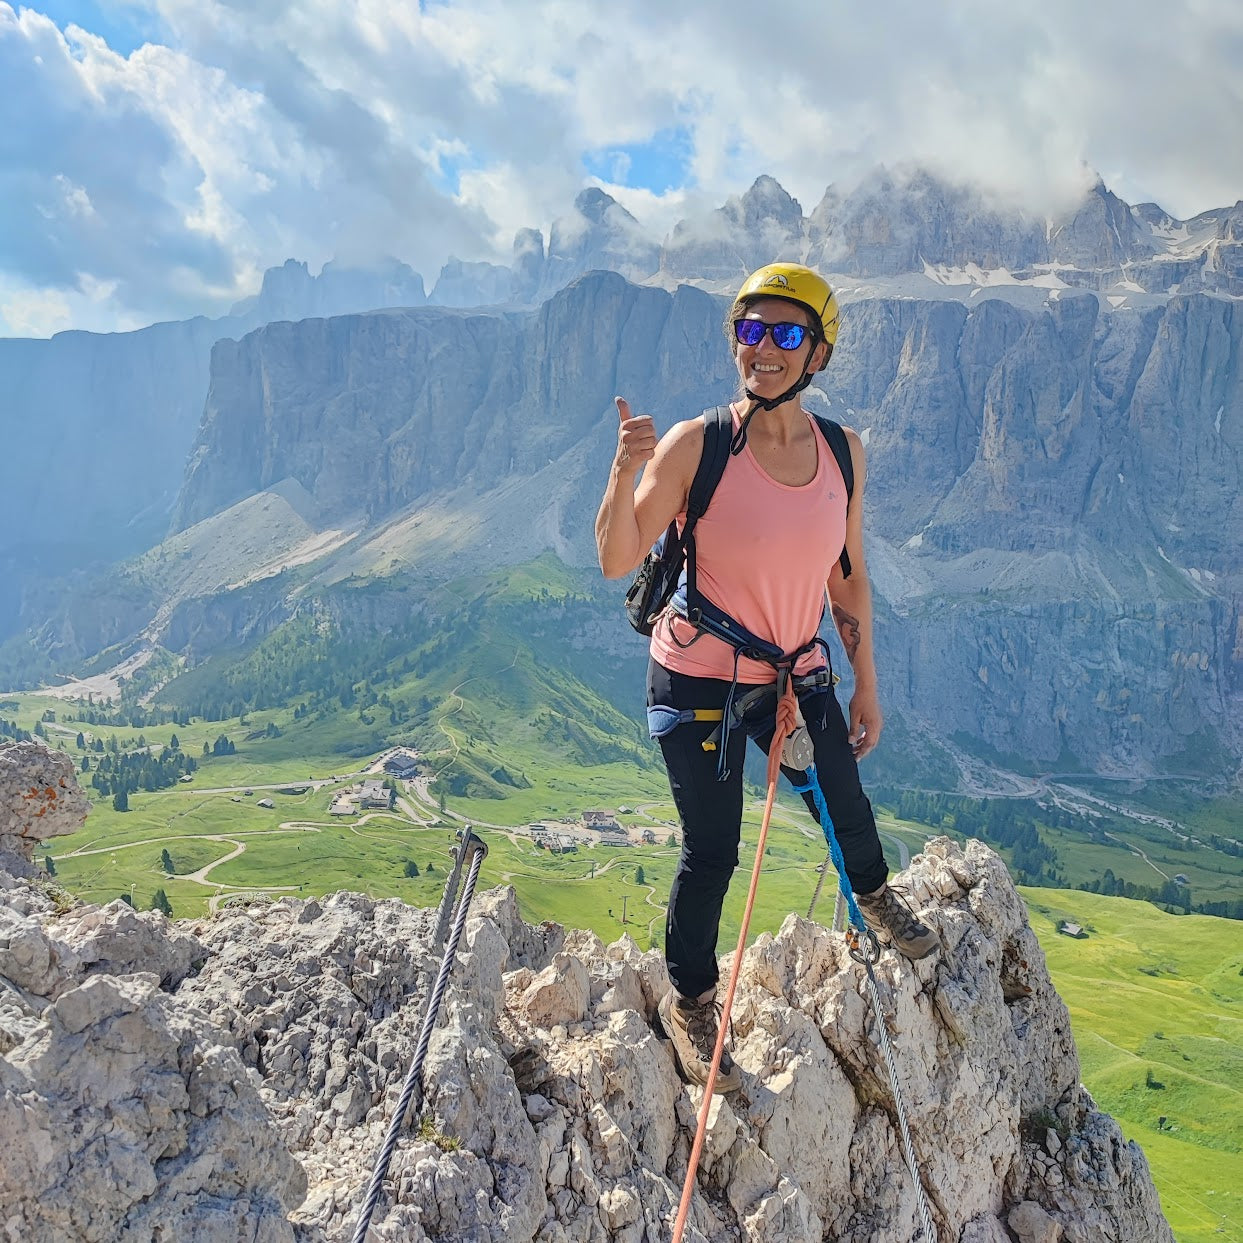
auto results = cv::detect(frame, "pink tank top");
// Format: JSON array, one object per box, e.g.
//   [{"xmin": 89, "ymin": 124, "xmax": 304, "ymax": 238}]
[{"xmin": 650, "ymin": 409, "xmax": 849, "ymax": 683}]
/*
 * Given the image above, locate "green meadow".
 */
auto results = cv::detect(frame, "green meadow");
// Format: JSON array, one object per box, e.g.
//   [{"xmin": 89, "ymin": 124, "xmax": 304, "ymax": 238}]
[
  {"xmin": 9, "ymin": 676, "xmax": 1243, "ymax": 1241},
  {"xmin": 1025, "ymin": 889, "xmax": 1243, "ymax": 1243}
]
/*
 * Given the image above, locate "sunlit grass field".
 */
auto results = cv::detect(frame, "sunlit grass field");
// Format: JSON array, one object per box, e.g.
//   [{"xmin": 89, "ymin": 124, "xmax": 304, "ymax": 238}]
[
  {"xmin": 1025, "ymin": 888, "xmax": 1243, "ymax": 1243},
  {"xmin": 10, "ymin": 689, "xmax": 1243, "ymax": 1240}
]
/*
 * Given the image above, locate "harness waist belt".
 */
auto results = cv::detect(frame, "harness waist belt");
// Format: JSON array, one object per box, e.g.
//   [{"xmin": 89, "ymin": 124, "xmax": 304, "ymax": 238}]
[
  {"xmin": 666, "ymin": 586, "xmax": 833, "ymax": 782},
  {"xmin": 670, "ymin": 589, "xmax": 790, "ymax": 665}
]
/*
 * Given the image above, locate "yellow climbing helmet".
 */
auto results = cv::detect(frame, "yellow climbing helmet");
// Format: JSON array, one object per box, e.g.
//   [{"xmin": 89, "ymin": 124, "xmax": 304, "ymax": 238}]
[{"xmin": 733, "ymin": 262, "xmax": 840, "ymax": 352}]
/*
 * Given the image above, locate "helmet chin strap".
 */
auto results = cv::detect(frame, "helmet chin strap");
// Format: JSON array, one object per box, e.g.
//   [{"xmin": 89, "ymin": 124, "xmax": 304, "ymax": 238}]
[{"xmin": 730, "ymin": 365, "xmax": 818, "ymax": 456}]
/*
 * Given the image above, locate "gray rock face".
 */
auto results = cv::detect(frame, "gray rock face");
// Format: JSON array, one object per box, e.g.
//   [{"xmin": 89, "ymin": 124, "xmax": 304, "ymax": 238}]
[
  {"xmin": 1048, "ymin": 181, "xmax": 1156, "ymax": 270},
  {"xmin": 160, "ymin": 268, "xmax": 1241, "ymax": 779},
  {"xmin": 171, "ymin": 273, "xmax": 734, "ymax": 532},
  {"xmin": 0, "ymin": 750, "xmax": 1173, "ymax": 1242},
  {"xmin": 661, "ymin": 175, "xmax": 807, "ymax": 282},
  {"xmin": 0, "ymin": 314, "xmax": 226, "ymax": 631},
  {"xmin": 5, "ymin": 164, "xmax": 1240, "ymax": 651},
  {"xmin": 542, "ymin": 188, "xmax": 661, "ymax": 295},
  {"xmin": 430, "ymin": 257, "xmax": 515, "ymax": 307},
  {"xmin": 0, "ymin": 259, "xmax": 425, "ymax": 643},
  {"xmin": 0, "ymin": 750, "xmax": 305, "ymax": 1241},
  {"xmin": 809, "ymin": 168, "xmax": 1049, "ymax": 277},
  {"xmin": 433, "ymin": 189, "xmax": 662, "ymax": 309},
  {"xmin": 231, "ymin": 258, "xmax": 428, "ymax": 322}
]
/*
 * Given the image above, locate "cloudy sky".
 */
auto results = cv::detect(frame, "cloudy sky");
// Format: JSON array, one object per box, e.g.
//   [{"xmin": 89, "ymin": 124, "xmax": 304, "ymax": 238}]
[{"xmin": 3, "ymin": 0, "xmax": 1242, "ymax": 337}]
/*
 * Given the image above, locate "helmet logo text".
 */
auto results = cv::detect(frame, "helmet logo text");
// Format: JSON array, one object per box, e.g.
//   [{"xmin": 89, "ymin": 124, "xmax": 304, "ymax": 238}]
[{"xmin": 761, "ymin": 274, "xmax": 791, "ymax": 290}]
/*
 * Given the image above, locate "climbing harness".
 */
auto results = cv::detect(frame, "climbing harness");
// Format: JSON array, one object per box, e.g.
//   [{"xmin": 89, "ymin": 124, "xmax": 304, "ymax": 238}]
[
  {"xmin": 670, "ymin": 682, "xmax": 940, "ymax": 1243},
  {"xmin": 648, "ymin": 660, "xmax": 835, "ymax": 786},
  {"xmin": 789, "ymin": 773, "xmax": 940, "ymax": 1243},
  {"xmin": 350, "ymin": 826, "xmax": 489, "ymax": 1243},
  {"xmin": 646, "ymin": 705, "xmax": 724, "ymax": 741}
]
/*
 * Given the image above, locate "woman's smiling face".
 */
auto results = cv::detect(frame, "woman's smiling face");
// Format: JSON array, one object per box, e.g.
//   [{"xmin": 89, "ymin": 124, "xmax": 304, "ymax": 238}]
[{"xmin": 733, "ymin": 297, "xmax": 823, "ymax": 399}]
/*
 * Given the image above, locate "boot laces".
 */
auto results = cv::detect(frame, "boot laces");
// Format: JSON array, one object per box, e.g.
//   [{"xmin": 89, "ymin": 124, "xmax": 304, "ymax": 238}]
[
  {"xmin": 684, "ymin": 998, "xmax": 729, "ymax": 1063},
  {"xmin": 867, "ymin": 886, "xmax": 925, "ymax": 939}
]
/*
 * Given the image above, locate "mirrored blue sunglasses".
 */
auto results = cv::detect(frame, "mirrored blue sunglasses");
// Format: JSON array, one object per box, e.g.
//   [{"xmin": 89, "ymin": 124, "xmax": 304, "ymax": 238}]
[{"xmin": 733, "ymin": 319, "xmax": 811, "ymax": 350}]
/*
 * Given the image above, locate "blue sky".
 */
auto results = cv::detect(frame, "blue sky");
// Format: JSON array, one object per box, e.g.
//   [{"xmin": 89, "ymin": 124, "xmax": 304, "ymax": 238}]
[
  {"xmin": 2, "ymin": 0, "xmax": 1242, "ymax": 336},
  {"xmin": 23, "ymin": 0, "xmax": 158, "ymax": 53},
  {"xmin": 584, "ymin": 129, "xmax": 694, "ymax": 198}
]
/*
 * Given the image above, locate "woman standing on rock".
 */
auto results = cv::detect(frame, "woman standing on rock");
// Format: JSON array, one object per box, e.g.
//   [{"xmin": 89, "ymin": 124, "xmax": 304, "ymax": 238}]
[{"xmin": 595, "ymin": 263, "xmax": 937, "ymax": 1094}]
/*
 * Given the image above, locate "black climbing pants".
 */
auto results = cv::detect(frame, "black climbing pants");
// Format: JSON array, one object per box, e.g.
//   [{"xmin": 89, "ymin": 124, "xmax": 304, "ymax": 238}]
[{"xmin": 648, "ymin": 657, "xmax": 889, "ymax": 1000}]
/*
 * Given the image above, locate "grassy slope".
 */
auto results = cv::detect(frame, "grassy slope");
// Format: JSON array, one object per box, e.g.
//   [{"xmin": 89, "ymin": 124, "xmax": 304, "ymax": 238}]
[{"xmin": 1024, "ymin": 888, "xmax": 1243, "ymax": 1243}]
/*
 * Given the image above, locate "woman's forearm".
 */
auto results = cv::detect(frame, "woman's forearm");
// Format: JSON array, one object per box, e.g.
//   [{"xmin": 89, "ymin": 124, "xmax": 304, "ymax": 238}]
[
  {"xmin": 595, "ymin": 466, "xmax": 644, "ymax": 579},
  {"xmin": 829, "ymin": 570, "xmax": 878, "ymax": 688}
]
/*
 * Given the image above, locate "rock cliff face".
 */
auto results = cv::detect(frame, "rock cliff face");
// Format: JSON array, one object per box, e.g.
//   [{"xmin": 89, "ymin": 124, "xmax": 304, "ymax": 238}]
[
  {"xmin": 0, "ymin": 745, "xmax": 1177, "ymax": 1242},
  {"xmin": 660, "ymin": 176, "xmax": 807, "ymax": 281},
  {"xmin": 0, "ymin": 316, "xmax": 225, "ymax": 634},
  {"xmin": 230, "ymin": 258, "xmax": 428, "ymax": 323},
  {"xmin": 171, "ymin": 274, "xmax": 732, "ymax": 532},
  {"xmin": 6, "ymin": 164, "xmax": 1238, "ymax": 603},
  {"xmin": 0, "ymin": 260, "xmax": 427, "ymax": 634},
  {"xmin": 160, "ymin": 268, "xmax": 1241, "ymax": 778},
  {"xmin": 6, "ymin": 168, "xmax": 1242, "ymax": 780}
]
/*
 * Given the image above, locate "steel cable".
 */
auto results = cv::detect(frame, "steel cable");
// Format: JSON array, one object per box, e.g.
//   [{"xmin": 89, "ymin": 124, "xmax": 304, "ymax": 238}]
[{"xmin": 351, "ymin": 828, "xmax": 488, "ymax": 1243}]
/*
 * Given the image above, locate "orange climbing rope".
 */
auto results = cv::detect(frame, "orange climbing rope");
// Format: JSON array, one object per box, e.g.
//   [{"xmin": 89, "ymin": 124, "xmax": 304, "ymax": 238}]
[{"xmin": 670, "ymin": 677, "xmax": 800, "ymax": 1243}]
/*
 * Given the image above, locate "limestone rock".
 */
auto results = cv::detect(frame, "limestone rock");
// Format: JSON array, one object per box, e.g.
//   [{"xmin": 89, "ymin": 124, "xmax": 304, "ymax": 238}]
[
  {"xmin": 0, "ymin": 741, "xmax": 91, "ymax": 876},
  {"xmin": 0, "ymin": 970, "xmax": 306, "ymax": 1241},
  {"xmin": 59, "ymin": 900, "xmax": 209, "ymax": 990},
  {"xmin": 1009, "ymin": 1199, "xmax": 1062, "ymax": 1243},
  {"xmin": 661, "ymin": 175, "xmax": 807, "ymax": 281},
  {"xmin": 0, "ymin": 756, "xmax": 1176, "ymax": 1243},
  {"xmin": 519, "ymin": 952, "xmax": 590, "ymax": 1028}
]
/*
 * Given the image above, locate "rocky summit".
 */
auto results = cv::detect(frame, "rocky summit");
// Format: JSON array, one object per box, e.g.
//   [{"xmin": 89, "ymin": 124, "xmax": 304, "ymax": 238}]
[{"xmin": 0, "ymin": 742, "xmax": 1174, "ymax": 1242}]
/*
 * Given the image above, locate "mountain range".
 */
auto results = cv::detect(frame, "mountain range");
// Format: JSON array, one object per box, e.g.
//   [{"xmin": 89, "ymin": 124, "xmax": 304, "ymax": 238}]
[{"xmin": 2, "ymin": 166, "xmax": 1241, "ymax": 787}]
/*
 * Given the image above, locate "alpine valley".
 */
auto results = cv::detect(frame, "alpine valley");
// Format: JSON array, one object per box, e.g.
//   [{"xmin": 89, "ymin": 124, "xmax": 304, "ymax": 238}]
[
  {"xmin": 4, "ymin": 166, "xmax": 1243, "ymax": 1243},
  {"xmin": 5, "ymin": 167, "xmax": 1241, "ymax": 789}
]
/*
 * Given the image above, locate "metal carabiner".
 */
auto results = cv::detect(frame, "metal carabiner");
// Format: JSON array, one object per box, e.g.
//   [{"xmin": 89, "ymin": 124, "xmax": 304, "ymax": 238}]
[{"xmin": 846, "ymin": 925, "xmax": 882, "ymax": 965}]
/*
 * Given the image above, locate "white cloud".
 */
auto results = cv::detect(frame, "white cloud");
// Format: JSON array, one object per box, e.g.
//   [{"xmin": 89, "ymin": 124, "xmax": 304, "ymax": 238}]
[
  {"xmin": 0, "ymin": 285, "xmax": 72, "ymax": 337},
  {"xmin": 2, "ymin": 0, "xmax": 1243, "ymax": 334}
]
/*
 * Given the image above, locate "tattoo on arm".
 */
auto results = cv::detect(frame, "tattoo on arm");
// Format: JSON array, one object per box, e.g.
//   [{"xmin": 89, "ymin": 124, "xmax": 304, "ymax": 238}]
[{"xmin": 832, "ymin": 603, "xmax": 861, "ymax": 662}]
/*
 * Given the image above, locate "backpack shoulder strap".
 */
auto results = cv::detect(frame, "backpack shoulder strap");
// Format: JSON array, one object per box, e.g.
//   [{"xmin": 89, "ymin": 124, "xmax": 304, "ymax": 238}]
[
  {"xmin": 684, "ymin": 406, "xmax": 732, "ymax": 531},
  {"xmin": 678, "ymin": 406, "xmax": 733, "ymax": 614},
  {"xmin": 813, "ymin": 415, "xmax": 855, "ymax": 579},
  {"xmin": 813, "ymin": 415, "xmax": 854, "ymax": 502}
]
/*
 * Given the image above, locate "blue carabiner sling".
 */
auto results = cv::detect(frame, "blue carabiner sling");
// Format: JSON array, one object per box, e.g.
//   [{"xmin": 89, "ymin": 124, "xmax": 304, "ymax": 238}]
[{"xmin": 646, "ymin": 705, "xmax": 724, "ymax": 742}]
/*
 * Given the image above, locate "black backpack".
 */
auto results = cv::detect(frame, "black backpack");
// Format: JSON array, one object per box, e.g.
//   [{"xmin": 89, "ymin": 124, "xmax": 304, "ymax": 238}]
[{"xmin": 624, "ymin": 406, "xmax": 855, "ymax": 637}]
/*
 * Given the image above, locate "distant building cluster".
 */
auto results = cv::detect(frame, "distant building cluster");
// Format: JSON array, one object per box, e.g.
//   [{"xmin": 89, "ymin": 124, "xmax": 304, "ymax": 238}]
[
  {"xmin": 383, "ymin": 751, "xmax": 419, "ymax": 779},
  {"xmin": 527, "ymin": 823, "xmax": 577, "ymax": 853},
  {"xmin": 359, "ymin": 780, "xmax": 393, "ymax": 809},
  {"xmin": 583, "ymin": 810, "xmax": 621, "ymax": 832},
  {"xmin": 328, "ymin": 750, "xmax": 420, "ymax": 816}
]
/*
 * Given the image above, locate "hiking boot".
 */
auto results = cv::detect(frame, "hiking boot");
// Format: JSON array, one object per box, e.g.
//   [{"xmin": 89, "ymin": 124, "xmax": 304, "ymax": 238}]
[
  {"xmin": 856, "ymin": 884, "xmax": 939, "ymax": 960},
  {"xmin": 657, "ymin": 988, "xmax": 743, "ymax": 1094}
]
